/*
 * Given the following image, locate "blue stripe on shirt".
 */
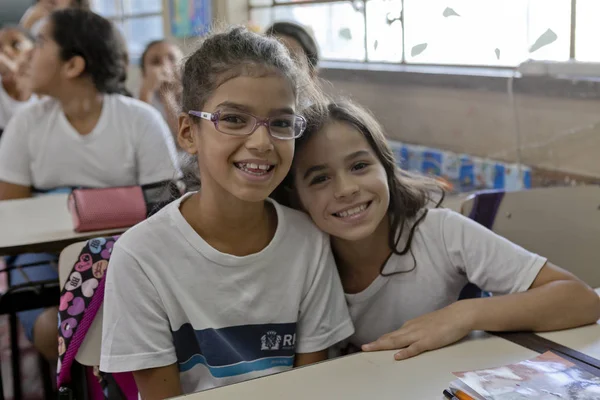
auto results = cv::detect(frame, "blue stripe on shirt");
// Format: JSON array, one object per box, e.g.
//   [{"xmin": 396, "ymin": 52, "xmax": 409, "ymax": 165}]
[{"xmin": 172, "ymin": 322, "xmax": 297, "ymax": 377}]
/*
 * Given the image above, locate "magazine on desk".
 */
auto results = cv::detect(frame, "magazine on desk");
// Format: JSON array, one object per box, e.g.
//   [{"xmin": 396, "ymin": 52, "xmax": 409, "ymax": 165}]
[{"xmin": 443, "ymin": 351, "xmax": 600, "ymax": 400}]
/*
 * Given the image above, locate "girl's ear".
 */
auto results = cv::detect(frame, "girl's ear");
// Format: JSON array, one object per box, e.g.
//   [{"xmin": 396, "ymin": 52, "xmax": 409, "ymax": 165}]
[
  {"xmin": 177, "ymin": 113, "xmax": 197, "ymax": 154},
  {"xmin": 63, "ymin": 55, "xmax": 86, "ymax": 79}
]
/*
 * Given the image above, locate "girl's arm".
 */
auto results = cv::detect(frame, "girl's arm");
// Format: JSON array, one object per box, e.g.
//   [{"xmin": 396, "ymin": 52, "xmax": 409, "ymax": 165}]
[
  {"xmin": 467, "ymin": 262, "xmax": 600, "ymax": 332},
  {"xmin": 294, "ymin": 350, "xmax": 328, "ymax": 367},
  {"xmin": 20, "ymin": 5, "xmax": 48, "ymax": 30},
  {"xmin": 133, "ymin": 364, "xmax": 182, "ymax": 400},
  {"xmin": 0, "ymin": 181, "xmax": 31, "ymax": 200},
  {"xmin": 363, "ymin": 263, "xmax": 600, "ymax": 360}
]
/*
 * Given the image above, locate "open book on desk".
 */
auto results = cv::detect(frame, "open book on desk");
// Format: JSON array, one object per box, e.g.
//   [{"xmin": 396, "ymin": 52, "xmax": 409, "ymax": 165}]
[{"xmin": 443, "ymin": 351, "xmax": 600, "ymax": 400}]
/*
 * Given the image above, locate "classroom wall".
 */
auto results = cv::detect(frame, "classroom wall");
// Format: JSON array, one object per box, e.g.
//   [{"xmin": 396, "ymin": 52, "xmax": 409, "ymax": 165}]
[{"xmin": 320, "ymin": 72, "xmax": 600, "ymax": 180}]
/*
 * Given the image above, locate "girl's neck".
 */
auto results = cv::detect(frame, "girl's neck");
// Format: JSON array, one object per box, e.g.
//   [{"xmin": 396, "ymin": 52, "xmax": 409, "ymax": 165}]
[
  {"xmin": 181, "ymin": 189, "xmax": 277, "ymax": 257},
  {"xmin": 331, "ymin": 215, "xmax": 392, "ymax": 294},
  {"xmin": 2, "ymin": 78, "xmax": 32, "ymax": 102},
  {"xmin": 55, "ymin": 83, "xmax": 104, "ymax": 135}
]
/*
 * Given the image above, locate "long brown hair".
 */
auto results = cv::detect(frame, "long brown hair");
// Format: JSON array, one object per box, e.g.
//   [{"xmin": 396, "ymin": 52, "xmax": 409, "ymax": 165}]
[{"xmin": 274, "ymin": 99, "xmax": 445, "ymax": 275}]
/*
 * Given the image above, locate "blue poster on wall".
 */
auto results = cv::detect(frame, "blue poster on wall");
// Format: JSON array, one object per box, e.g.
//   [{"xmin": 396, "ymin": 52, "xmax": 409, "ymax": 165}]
[{"xmin": 169, "ymin": 0, "xmax": 212, "ymax": 38}]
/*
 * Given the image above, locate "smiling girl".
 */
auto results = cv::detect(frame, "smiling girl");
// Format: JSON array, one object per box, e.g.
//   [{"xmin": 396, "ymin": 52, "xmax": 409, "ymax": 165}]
[
  {"xmin": 276, "ymin": 99, "xmax": 600, "ymax": 360},
  {"xmin": 100, "ymin": 27, "xmax": 353, "ymax": 399}
]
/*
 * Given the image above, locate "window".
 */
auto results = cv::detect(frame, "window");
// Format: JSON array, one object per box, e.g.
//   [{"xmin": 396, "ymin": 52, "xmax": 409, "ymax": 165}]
[
  {"xmin": 91, "ymin": 0, "xmax": 164, "ymax": 63},
  {"xmin": 249, "ymin": 0, "xmax": 583, "ymax": 67}
]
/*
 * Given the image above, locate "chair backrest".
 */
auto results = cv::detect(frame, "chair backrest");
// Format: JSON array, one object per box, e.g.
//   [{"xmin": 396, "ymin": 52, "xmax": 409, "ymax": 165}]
[
  {"xmin": 461, "ymin": 186, "xmax": 600, "ymax": 288},
  {"xmin": 58, "ymin": 241, "xmax": 102, "ymax": 366}
]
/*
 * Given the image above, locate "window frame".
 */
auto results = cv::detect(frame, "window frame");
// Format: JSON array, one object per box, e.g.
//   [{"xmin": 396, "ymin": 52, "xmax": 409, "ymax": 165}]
[
  {"xmin": 92, "ymin": 0, "xmax": 165, "ymax": 64},
  {"xmin": 249, "ymin": 0, "xmax": 581, "ymax": 69}
]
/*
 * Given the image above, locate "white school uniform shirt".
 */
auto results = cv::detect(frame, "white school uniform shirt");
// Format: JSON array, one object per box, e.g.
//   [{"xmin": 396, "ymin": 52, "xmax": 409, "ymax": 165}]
[
  {"xmin": 0, "ymin": 80, "xmax": 36, "ymax": 131},
  {"xmin": 338, "ymin": 208, "xmax": 547, "ymax": 352},
  {"xmin": 0, "ymin": 94, "xmax": 179, "ymax": 189},
  {"xmin": 100, "ymin": 193, "xmax": 354, "ymax": 394}
]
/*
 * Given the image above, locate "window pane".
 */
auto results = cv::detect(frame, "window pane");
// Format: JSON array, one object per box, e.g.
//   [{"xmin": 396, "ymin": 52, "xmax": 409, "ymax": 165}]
[
  {"xmin": 526, "ymin": 0, "xmax": 570, "ymax": 62},
  {"xmin": 92, "ymin": 0, "xmax": 120, "ymax": 17},
  {"xmin": 122, "ymin": 0, "xmax": 162, "ymax": 15},
  {"xmin": 575, "ymin": 0, "xmax": 600, "ymax": 61},
  {"xmin": 404, "ymin": 0, "xmax": 569, "ymax": 66},
  {"xmin": 366, "ymin": 0, "xmax": 403, "ymax": 62},
  {"xmin": 249, "ymin": 8, "xmax": 273, "ymax": 30},
  {"xmin": 250, "ymin": 0, "xmax": 273, "ymax": 5},
  {"xmin": 122, "ymin": 15, "xmax": 164, "ymax": 61},
  {"xmin": 265, "ymin": 2, "xmax": 366, "ymax": 61}
]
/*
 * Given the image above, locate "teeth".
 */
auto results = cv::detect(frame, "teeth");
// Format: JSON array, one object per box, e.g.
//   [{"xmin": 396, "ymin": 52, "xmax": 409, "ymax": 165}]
[
  {"xmin": 235, "ymin": 162, "xmax": 273, "ymax": 176},
  {"xmin": 335, "ymin": 203, "xmax": 368, "ymax": 218}
]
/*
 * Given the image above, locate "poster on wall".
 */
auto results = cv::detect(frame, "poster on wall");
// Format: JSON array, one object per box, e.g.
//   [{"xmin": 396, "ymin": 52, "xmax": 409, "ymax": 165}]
[{"xmin": 169, "ymin": 0, "xmax": 212, "ymax": 38}]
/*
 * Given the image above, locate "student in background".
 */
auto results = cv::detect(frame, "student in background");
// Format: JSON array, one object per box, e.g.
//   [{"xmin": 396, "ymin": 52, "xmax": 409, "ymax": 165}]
[
  {"xmin": 265, "ymin": 22, "xmax": 319, "ymax": 78},
  {"xmin": 21, "ymin": 0, "xmax": 90, "ymax": 36},
  {"xmin": 275, "ymin": 99, "xmax": 600, "ymax": 360},
  {"xmin": 100, "ymin": 26, "xmax": 353, "ymax": 399},
  {"xmin": 138, "ymin": 39, "xmax": 184, "ymax": 139},
  {"xmin": 0, "ymin": 26, "xmax": 35, "ymax": 135},
  {"xmin": 0, "ymin": 9, "xmax": 179, "ymax": 362}
]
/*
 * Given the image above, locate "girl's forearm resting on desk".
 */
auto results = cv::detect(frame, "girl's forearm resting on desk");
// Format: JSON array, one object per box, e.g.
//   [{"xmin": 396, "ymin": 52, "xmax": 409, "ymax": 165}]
[
  {"xmin": 363, "ymin": 263, "xmax": 600, "ymax": 360},
  {"xmin": 0, "ymin": 182, "xmax": 31, "ymax": 200},
  {"xmin": 294, "ymin": 350, "xmax": 328, "ymax": 367},
  {"xmin": 466, "ymin": 264, "xmax": 600, "ymax": 333}
]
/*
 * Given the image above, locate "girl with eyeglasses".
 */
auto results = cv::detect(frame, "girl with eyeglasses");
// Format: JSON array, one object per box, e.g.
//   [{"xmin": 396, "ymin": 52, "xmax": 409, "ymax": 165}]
[{"xmin": 100, "ymin": 26, "xmax": 353, "ymax": 399}]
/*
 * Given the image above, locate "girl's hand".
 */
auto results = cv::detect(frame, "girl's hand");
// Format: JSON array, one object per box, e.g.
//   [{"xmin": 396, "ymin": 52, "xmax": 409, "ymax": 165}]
[
  {"xmin": 0, "ymin": 53, "xmax": 18, "ymax": 80},
  {"xmin": 362, "ymin": 301, "xmax": 475, "ymax": 360},
  {"xmin": 141, "ymin": 66, "xmax": 168, "ymax": 95}
]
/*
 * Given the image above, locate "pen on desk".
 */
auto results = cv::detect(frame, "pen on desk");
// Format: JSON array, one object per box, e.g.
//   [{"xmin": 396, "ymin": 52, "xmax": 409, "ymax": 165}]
[
  {"xmin": 452, "ymin": 389, "xmax": 476, "ymax": 400},
  {"xmin": 442, "ymin": 389, "xmax": 459, "ymax": 400}
]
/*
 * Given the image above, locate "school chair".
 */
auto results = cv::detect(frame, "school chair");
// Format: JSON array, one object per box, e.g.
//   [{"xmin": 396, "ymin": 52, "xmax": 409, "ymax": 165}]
[
  {"xmin": 0, "ymin": 260, "xmax": 60, "ymax": 400},
  {"xmin": 460, "ymin": 186, "xmax": 600, "ymax": 288}
]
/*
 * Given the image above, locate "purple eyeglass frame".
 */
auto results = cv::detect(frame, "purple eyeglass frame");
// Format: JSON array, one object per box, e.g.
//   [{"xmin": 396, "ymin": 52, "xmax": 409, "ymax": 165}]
[{"xmin": 188, "ymin": 110, "xmax": 306, "ymax": 140}]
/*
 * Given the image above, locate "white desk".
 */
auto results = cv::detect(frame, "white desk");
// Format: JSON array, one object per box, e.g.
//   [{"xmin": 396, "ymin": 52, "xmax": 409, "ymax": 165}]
[
  {"xmin": 537, "ymin": 288, "xmax": 600, "ymax": 360},
  {"xmin": 0, "ymin": 194, "xmax": 124, "ymax": 256},
  {"xmin": 176, "ymin": 332, "xmax": 538, "ymax": 400}
]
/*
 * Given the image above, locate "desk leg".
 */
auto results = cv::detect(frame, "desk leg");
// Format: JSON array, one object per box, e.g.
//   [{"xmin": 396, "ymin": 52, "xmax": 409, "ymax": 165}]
[{"xmin": 9, "ymin": 313, "xmax": 21, "ymax": 400}]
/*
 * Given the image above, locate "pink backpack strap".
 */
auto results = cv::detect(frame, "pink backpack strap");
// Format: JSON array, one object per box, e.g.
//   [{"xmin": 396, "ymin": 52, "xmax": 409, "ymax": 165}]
[{"xmin": 57, "ymin": 236, "xmax": 120, "ymax": 388}]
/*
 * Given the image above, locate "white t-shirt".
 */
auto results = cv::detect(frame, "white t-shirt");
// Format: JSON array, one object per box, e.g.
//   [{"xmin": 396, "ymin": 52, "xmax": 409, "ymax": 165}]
[
  {"xmin": 339, "ymin": 208, "xmax": 547, "ymax": 352},
  {"xmin": 100, "ymin": 194, "xmax": 354, "ymax": 394},
  {"xmin": 0, "ymin": 94, "xmax": 179, "ymax": 190},
  {"xmin": 0, "ymin": 80, "xmax": 36, "ymax": 130},
  {"xmin": 150, "ymin": 94, "xmax": 168, "ymax": 123}
]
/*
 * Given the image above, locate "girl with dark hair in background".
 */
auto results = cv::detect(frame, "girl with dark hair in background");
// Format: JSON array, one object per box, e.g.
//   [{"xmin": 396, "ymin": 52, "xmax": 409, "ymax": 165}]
[
  {"xmin": 0, "ymin": 26, "xmax": 36, "ymax": 134},
  {"xmin": 276, "ymin": 99, "xmax": 600, "ymax": 360},
  {"xmin": 0, "ymin": 9, "xmax": 179, "ymax": 362},
  {"xmin": 265, "ymin": 22, "xmax": 319, "ymax": 77},
  {"xmin": 139, "ymin": 39, "xmax": 184, "ymax": 139}
]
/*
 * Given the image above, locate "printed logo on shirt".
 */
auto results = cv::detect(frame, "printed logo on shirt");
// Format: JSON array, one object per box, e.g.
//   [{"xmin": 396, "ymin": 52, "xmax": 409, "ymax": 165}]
[
  {"xmin": 260, "ymin": 331, "xmax": 296, "ymax": 351},
  {"xmin": 260, "ymin": 331, "xmax": 281, "ymax": 350},
  {"xmin": 172, "ymin": 322, "xmax": 297, "ymax": 378}
]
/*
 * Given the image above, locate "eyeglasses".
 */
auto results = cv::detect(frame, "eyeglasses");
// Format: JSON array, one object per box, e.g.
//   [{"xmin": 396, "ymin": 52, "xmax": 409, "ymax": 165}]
[{"xmin": 188, "ymin": 110, "xmax": 307, "ymax": 140}]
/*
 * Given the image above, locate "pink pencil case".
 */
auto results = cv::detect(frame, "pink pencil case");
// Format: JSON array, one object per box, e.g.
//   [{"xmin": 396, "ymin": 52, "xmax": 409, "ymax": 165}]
[{"xmin": 67, "ymin": 186, "xmax": 147, "ymax": 233}]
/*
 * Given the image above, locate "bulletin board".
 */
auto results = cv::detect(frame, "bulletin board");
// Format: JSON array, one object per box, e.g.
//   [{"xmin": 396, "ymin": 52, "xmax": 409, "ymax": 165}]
[{"xmin": 169, "ymin": 0, "xmax": 212, "ymax": 38}]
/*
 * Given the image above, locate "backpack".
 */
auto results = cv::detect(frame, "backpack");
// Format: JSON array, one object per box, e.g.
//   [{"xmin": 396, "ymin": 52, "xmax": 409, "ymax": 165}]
[{"xmin": 56, "ymin": 236, "xmax": 138, "ymax": 400}]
